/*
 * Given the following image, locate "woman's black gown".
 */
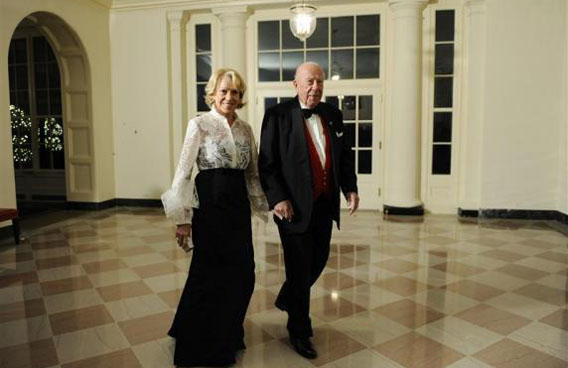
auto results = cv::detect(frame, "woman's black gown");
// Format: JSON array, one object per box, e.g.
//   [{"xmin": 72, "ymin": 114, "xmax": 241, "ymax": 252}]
[{"xmin": 168, "ymin": 168, "xmax": 255, "ymax": 367}]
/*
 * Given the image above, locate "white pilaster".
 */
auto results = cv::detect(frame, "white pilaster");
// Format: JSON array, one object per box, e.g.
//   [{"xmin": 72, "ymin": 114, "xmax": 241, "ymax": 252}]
[
  {"xmin": 167, "ymin": 10, "xmax": 186, "ymax": 177},
  {"xmin": 212, "ymin": 6, "xmax": 249, "ymax": 75},
  {"xmin": 384, "ymin": 0, "xmax": 427, "ymax": 212},
  {"xmin": 458, "ymin": 0, "xmax": 486, "ymax": 211}
]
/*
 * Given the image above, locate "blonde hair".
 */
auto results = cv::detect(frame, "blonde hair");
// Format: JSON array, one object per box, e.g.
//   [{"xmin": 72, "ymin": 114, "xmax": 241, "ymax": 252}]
[{"xmin": 204, "ymin": 68, "xmax": 247, "ymax": 109}]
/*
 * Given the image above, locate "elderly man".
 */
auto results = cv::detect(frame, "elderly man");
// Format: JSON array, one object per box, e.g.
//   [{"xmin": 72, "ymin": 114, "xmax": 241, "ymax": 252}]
[{"xmin": 258, "ymin": 62, "xmax": 359, "ymax": 359}]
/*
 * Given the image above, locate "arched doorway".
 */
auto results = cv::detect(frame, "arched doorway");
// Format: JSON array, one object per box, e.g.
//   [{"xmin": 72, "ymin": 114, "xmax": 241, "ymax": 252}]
[{"xmin": 7, "ymin": 12, "xmax": 94, "ymax": 216}]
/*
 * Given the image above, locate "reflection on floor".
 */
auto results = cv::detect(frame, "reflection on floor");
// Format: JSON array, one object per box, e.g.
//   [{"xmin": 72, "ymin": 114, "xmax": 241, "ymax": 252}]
[{"xmin": 0, "ymin": 208, "xmax": 567, "ymax": 368}]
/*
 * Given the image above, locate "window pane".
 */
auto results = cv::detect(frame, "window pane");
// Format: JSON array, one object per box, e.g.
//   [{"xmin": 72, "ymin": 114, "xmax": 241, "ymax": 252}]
[
  {"xmin": 16, "ymin": 65, "xmax": 28, "ymax": 89},
  {"xmin": 326, "ymin": 96, "xmax": 338, "ymax": 109},
  {"xmin": 432, "ymin": 144, "xmax": 451, "ymax": 174},
  {"xmin": 306, "ymin": 50, "xmax": 328, "ymax": 78},
  {"xmin": 33, "ymin": 37, "xmax": 48, "ymax": 62},
  {"xmin": 34, "ymin": 63, "xmax": 48, "ymax": 89},
  {"xmin": 330, "ymin": 49, "xmax": 353, "ymax": 79},
  {"xmin": 356, "ymin": 48, "xmax": 380, "ymax": 78},
  {"xmin": 258, "ymin": 21, "xmax": 280, "ymax": 50},
  {"xmin": 435, "ymin": 44, "xmax": 454, "ymax": 75},
  {"xmin": 36, "ymin": 90, "xmax": 49, "ymax": 116},
  {"xmin": 50, "ymin": 90, "xmax": 62, "ymax": 115},
  {"xmin": 358, "ymin": 150, "xmax": 372, "ymax": 174},
  {"xmin": 331, "ymin": 17, "xmax": 353, "ymax": 47},
  {"xmin": 282, "ymin": 20, "xmax": 304, "ymax": 50},
  {"xmin": 9, "ymin": 66, "xmax": 16, "ymax": 90},
  {"xmin": 17, "ymin": 91, "xmax": 30, "ymax": 115},
  {"xmin": 196, "ymin": 24, "xmax": 211, "ymax": 52},
  {"xmin": 307, "ymin": 18, "xmax": 328, "ymax": 48},
  {"xmin": 196, "ymin": 84, "xmax": 208, "ymax": 111},
  {"xmin": 46, "ymin": 43, "xmax": 56, "ymax": 61},
  {"xmin": 434, "ymin": 77, "xmax": 453, "ymax": 107},
  {"xmin": 264, "ymin": 97, "xmax": 278, "ymax": 111},
  {"xmin": 14, "ymin": 38, "xmax": 27, "ymax": 63},
  {"xmin": 282, "ymin": 51, "xmax": 303, "ymax": 81},
  {"xmin": 341, "ymin": 95, "xmax": 356, "ymax": 120},
  {"xmin": 259, "ymin": 52, "xmax": 280, "ymax": 81},
  {"xmin": 436, "ymin": 10, "xmax": 455, "ymax": 42},
  {"xmin": 48, "ymin": 62, "xmax": 61, "ymax": 88},
  {"xmin": 433, "ymin": 112, "xmax": 452, "ymax": 143},
  {"xmin": 344, "ymin": 123, "xmax": 355, "ymax": 148},
  {"xmin": 358, "ymin": 95, "xmax": 372, "ymax": 120},
  {"xmin": 358, "ymin": 123, "xmax": 372, "ymax": 148},
  {"xmin": 196, "ymin": 54, "xmax": 212, "ymax": 82},
  {"xmin": 357, "ymin": 15, "xmax": 380, "ymax": 46},
  {"xmin": 53, "ymin": 150, "xmax": 65, "ymax": 169}
]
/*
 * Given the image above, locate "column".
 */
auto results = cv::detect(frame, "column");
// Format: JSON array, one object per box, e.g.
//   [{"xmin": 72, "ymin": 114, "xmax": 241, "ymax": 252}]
[
  {"xmin": 167, "ymin": 11, "xmax": 185, "ymax": 176},
  {"xmin": 384, "ymin": 0, "xmax": 428, "ymax": 215},
  {"xmin": 458, "ymin": 0, "xmax": 486, "ymax": 216},
  {"xmin": 213, "ymin": 6, "xmax": 250, "ymax": 117}
]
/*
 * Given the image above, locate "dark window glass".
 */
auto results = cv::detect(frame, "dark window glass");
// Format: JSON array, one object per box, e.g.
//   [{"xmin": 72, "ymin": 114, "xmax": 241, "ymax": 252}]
[
  {"xmin": 35, "ymin": 63, "xmax": 48, "ymax": 89},
  {"xmin": 307, "ymin": 18, "xmax": 328, "ymax": 48},
  {"xmin": 196, "ymin": 84, "xmax": 208, "ymax": 111},
  {"xmin": 36, "ymin": 90, "xmax": 49, "ymax": 115},
  {"xmin": 436, "ymin": 10, "xmax": 455, "ymax": 42},
  {"xmin": 259, "ymin": 52, "xmax": 280, "ymax": 81},
  {"xmin": 50, "ymin": 90, "xmax": 62, "ymax": 115},
  {"xmin": 282, "ymin": 51, "xmax": 303, "ymax": 81},
  {"xmin": 358, "ymin": 123, "xmax": 372, "ymax": 148},
  {"xmin": 196, "ymin": 54, "xmax": 212, "ymax": 82},
  {"xmin": 196, "ymin": 24, "xmax": 211, "ymax": 52},
  {"xmin": 356, "ymin": 48, "xmax": 380, "ymax": 78},
  {"xmin": 358, "ymin": 95, "xmax": 372, "ymax": 120},
  {"xmin": 341, "ymin": 95, "xmax": 356, "ymax": 120},
  {"xmin": 357, "ymin": 15, "xmax": 380, "ymax": 46},
  {"xmin": 46, "ymin": 43, "xmax": 56, "ymax": 61},
  {"xmin": 432, "ymin": 144, "xmax": 451, "ymax": 174},
  {"xmin": 433, "ymin": 112, "xmax": 452, "ymax": 143},
  {"xmin": 17, "ymin": 91, "xmax": 30, "ymax": 114},
  {"xmin": 331, "ymin": 17, "xmax": 353, "ymax": 47},
  {"xmin": 434, "ymin": 77, "xmax": 453, "ymax": 107},
  {"xmin": 331, "ymin": 49, "xmax": 353, "ymax": 79},
  {"xmin": 33, "ymin": 37, "xmax": 48, "ymax": 62},
  {"xmin": 14, "ymin": 38, "xmax": 27, "ymax": 63},
  {"xmin": 264, "ymin": 98, "xmax": 278, "ymax": 111},
  {"xmin": 258, "ymin": 21, "xmax": 279, "ymax": 50},
  {"xmin": 326, "ymin": 96, "xmax": 338, "ymax": 109},
  {"xmin": 358, "ymin": 150, "xmax": 372, "ymax": 174},
  {"xmin": 344, "ymin": 123, "xmax": 355, "ymax": 148},
  {"xmin": 9, "ymin": 66, "xmax": 16, "ymax": 90},
  {"xmin": 16, "ymin": 65, "xmax": 28, "ymax": 89},
  {"xmin": 48, "ymin": 62, "xmax": 60, "ymax": 88},
  {"xmin": 282, "ymin": 20, "xmax": 304, "ymax": 49},
  {"xmin": 53, "ymin": 149, "xmax": 65, "ymax": 169},
  {"xmin": 280, "ymin": 97, "xmax": 294, "ymax": 103},
  {"xmin": 8, "ymin": 40, "xmax": 15, "ymax": 64},
  {"xmin": 435, "ymin": 44, "xmax": 454, "ymax": 75},
  {"xmin": 306, "ymin": 50, "xmax": 328, "ymax": 78}
]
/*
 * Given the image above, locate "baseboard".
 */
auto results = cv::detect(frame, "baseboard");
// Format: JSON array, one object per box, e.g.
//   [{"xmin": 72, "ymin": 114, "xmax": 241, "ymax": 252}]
[
  {"xmin": 458, "ymin": 208, "xmax": 479, "ymax": 218},
  {"xmin": 115, "ymin": 198, "xmax": 162, "ymax": 207},
  {"xmin": 66, "ymin": 198, "xmax": 162, "ymax": 210},
  {"xmin": 383, "ymin": 205, "xmax": 424, "ymax": 216},
  {"xmin": 66, "ymin": 199, "xmax": 116, "ymax": 211}
]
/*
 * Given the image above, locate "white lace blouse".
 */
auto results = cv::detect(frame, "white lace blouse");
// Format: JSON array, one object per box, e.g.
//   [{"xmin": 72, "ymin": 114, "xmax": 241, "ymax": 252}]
[{"xmin": 161, "ymin": 108, "xmax": 268, "ymax": 224}]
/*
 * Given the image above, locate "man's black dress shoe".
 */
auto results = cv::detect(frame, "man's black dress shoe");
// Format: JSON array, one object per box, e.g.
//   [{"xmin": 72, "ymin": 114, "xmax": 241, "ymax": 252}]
[{"xmin": 289, "ymin": 337, "xmax": 317, "ymax": 359}]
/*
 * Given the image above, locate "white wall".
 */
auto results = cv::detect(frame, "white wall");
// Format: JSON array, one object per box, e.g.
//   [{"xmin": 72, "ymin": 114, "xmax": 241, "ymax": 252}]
[
  {"xmin": 110, "ymin": 8, "xmax": 172, "ymax": 199},
  {"xmin": 480, "ymin": 0, "xmax": 566, "ymax": 211},
  {"xmin": 562, "ymin": 2, "xmax": 568, "ymax": 216}
]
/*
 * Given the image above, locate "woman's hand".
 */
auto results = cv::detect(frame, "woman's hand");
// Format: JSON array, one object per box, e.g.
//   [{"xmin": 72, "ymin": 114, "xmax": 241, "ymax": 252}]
[{"xmin": 176, "ymin": 224, "xmax": 193, "ymax": 252}]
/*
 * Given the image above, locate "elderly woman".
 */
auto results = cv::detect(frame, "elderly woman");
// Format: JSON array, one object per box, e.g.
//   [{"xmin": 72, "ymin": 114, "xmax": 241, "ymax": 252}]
[{"xmin": 162, "ymin": 68, "xmax": 267, "ymax": 367}]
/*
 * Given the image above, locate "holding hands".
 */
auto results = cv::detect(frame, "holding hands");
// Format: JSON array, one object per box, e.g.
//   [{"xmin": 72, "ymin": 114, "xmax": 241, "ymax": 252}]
[{"xmin": 176, "ymin": 224, "xmax": 193, "ymax": 252}]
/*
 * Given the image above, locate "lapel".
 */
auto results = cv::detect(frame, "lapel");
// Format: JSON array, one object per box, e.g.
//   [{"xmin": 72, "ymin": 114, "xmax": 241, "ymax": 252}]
[
  {"xmin": 291, "ymin": 96, "xmax": 311, "ymax": 171},
  {"xmin": 319, "ymin": 103, "xmax": 339, "ymax": 180}
]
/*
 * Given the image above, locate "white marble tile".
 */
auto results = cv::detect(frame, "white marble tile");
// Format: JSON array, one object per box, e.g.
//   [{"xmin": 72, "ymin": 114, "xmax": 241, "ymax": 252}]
[
  {"xmin": 143, "ymin": 272, "xmax": 188, "ymax": 293},
  {"xmin": 320, "ymin": 349, "xmax": 404, "ymax": 368},
  {"xmin": 509, "ymin": 321, "xmax": 568, "ymax": 361},
  {"xmin": 87, "ymin": 268, "xmax": 141, "ymax": 288},
  {"xmin": 53, "ymin": 323, "xmax": 130, "ymax": 364},
  {"xmin": 0, "ymin": 283, "xmax": 43, "ymax": 304},
  {"xmin": 485, "ymin": 293, "xmax": 559, "ymax": 320},
  {"xmin": 105, "ymin": 294, "xmax": 170, "ymax": 322},
  {"xmin": 43, "ymin": 288, "xmax": 104, "ymax": 314},
  {"xmin": 0, "ymin": 315, "xmax": 53, "ymax": 348},
  {"xmin": 330, "ymin": 311, "xmax": 410, "ymax": 347},
  {"xmin": 132, "ymin": 337, "xmax": 175, "ymax": 368}
]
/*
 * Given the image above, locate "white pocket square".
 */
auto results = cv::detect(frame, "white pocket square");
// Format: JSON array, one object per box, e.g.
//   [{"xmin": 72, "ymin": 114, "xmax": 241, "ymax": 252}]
[{"xmin": 336, "ymin": 132, "xmax": 343, "ymax": 138}]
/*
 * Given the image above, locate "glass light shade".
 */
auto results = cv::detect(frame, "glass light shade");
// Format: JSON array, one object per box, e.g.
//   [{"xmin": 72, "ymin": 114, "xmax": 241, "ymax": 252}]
[{"xmin": 289, "ymin": 3, "xmax": 317, "ymax": 41}]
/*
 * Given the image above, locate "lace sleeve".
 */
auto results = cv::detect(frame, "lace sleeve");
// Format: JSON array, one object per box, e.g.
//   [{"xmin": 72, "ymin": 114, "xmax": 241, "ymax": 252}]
[
  {"xmin": 161, "ymin": 119, "xmax": 201, "ymax": 224},
  {"xmin": 244, "ymin": 125, "xmax": 269, "ymax": 222}
]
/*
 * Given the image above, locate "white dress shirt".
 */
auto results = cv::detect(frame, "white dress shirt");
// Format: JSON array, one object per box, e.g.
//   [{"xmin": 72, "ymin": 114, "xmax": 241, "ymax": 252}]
[{"xmin": 300, "ymin": 101, "xmax": 326, "ymax": 168}]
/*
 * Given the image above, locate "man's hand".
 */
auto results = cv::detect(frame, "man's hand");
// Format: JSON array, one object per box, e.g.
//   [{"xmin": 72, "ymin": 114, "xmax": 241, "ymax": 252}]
[
  {"xmin": 273, "ymin": 200, "xmax": 294, "ymax": 222},
  {"xmin": 176, "ymin": 224, "xmax": 192, "ymax": 252},
  {"xmin": 346, "ymin": 192, "xmax": 359, "ymax": 215}
]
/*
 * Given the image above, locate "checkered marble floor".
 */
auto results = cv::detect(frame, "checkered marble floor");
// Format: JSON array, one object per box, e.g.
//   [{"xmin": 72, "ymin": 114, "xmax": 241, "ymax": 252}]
[{"xmin": 1, "ymin": 208, "xmax": 567, "ymax": 368}]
